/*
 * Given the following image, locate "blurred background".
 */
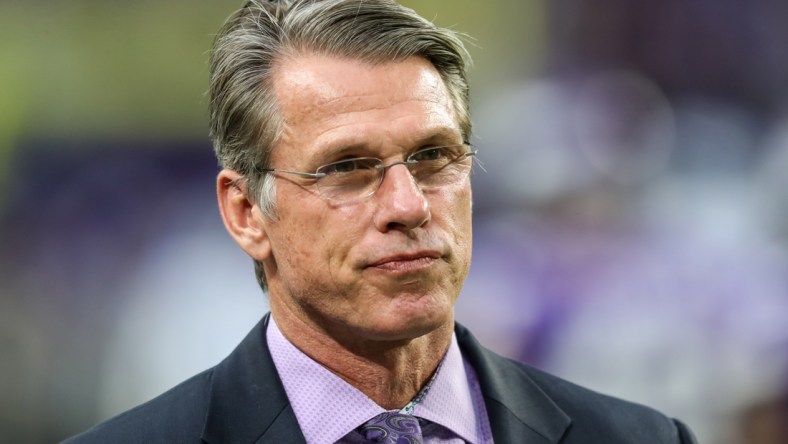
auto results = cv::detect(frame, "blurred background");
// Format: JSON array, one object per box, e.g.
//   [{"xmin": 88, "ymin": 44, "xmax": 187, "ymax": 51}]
[{"xmin": 2, "ymin": 1, "xmax": 788, "ymax": 442}]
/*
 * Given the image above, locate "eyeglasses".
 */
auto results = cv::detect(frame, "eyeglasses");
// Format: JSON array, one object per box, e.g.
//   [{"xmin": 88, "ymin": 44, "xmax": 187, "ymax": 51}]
[{"xmin": 258, "ymin": 144, "xmax": 477, "ymax": 202}]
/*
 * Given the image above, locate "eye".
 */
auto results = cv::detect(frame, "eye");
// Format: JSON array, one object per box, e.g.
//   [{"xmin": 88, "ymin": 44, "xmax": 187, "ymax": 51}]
[
  {"xmin": 318, "ymin": 158, "xmax": 379, "ymax": 175},
  {"xmin": 410, "ymin": 146, "xmax": 457, "ymax": 162}
]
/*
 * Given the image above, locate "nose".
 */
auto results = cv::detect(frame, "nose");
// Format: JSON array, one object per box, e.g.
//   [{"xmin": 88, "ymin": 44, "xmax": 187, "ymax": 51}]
[{"xmin": 372, "ymin": 163, "xmax": 431, "ymax": 232}]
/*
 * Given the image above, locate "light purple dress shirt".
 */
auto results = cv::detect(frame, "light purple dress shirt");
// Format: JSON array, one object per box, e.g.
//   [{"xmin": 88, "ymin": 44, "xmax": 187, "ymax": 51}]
[{"xmin": 267, "ymin": 316, "xmax": 494, "ymax": 444}]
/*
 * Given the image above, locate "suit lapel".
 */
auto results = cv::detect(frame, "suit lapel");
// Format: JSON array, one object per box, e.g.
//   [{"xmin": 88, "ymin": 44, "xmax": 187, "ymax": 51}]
[
  {"xmin": 199, "ymin": 316, "xmax": 569, "ymax": 443},
  {"xmin": 202, "ymin": 314, "xmax": 307, "ymax": 444},
  {"xmin": 456, "ymin": 323, "xmax": 571, "ymax": 444}
]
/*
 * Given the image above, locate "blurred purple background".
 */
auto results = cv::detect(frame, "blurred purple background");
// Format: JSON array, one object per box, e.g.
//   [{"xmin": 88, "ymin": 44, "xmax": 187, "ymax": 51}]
[{"xmin": 2, "ymin": 1, "xmax": 788, "ymax": 443}]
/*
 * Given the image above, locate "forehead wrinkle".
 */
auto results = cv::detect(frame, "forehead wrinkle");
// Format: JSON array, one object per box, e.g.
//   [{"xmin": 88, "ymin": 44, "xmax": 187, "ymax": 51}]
[
  {"xmin": 314, "ymin": 87, "xmax": 450, "ymax": 115},
  {"xmin": 287, "ymin": 89, "xmax": 453, "ymax": 131},
  {"xmin": 310, "ymin": 103, "xmax": 458, "ymax": 149},
  {"xmin": 276, "ymin": 57, "xmax": 452, "ymax": 114}
]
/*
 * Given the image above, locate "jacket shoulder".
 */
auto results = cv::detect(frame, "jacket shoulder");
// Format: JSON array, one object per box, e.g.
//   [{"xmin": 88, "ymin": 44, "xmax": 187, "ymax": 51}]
[
  {"xmin": 61, "ymin": 369, "xmax": 214, "ymax": 444},
  {"xmin": 517, "ymin": 362, "xmax": 695, "ymax": 442},
  {"xmin": 455, "ymin": 323, "xmax": 696, "ymax": 443}
]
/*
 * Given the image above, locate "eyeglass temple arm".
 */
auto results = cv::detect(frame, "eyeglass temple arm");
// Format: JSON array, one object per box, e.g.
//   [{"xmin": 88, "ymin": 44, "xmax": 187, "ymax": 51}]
[
  {"xmin": 257, "ymin": 167, "xmax": 326, "ymax": 178},
  {"xmin": 257, "ymin": 147, "xmax": 477, "ymax": 176}
]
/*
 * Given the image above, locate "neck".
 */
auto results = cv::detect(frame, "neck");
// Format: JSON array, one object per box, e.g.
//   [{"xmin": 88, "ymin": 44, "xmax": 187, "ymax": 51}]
[{"xmin": 270, "ymin": 301, "xmax": 454, "ymax": 409}]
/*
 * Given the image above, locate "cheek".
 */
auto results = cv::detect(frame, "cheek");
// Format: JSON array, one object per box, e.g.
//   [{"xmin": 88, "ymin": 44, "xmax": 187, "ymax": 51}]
[
  {"xmin": 272, "ymin": 203, "xmax": 329, "ymax": 271},
  {"xmin": 434, "ymin": 184, "xmax": 473, "ymax": 231},
  {"xmin": 426, "ymin": 185, "xmax": 473, "ymax": 269},
  {"xmin": 451, "ymin": 191, "xmax": 474, "ymax": 287},
  {"xmin": 309, "ymin": 204, "xmax": 370, "ymax": 265},
  {"xmin": 328, "ymin": 205, "xmax": 370, "ymax": 248},
  {"xmin": 451, "ymin": 187, "xmax": 474, "ymax": 266}
]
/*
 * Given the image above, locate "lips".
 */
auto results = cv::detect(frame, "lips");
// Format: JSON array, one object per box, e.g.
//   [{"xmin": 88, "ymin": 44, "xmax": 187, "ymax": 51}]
[{"xmin": 366, "ymin": 250, "xmax": 442, "ymax": 271}]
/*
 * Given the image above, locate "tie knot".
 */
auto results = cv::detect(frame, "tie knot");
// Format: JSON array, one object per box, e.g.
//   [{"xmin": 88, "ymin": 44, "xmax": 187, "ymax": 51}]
[{"xmin": 359, "ymin": 411, "xmax": 424, "ymax": 444}]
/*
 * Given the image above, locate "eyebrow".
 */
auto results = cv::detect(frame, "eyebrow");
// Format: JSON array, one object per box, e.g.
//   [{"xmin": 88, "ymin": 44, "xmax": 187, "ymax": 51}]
[
  {"xmin": 412, "ymin": 128, "xmax": 465, "ymax": 147},
  {"xmin": 309, "ymin": 127, "xmax": 464, "ymax": 166}
]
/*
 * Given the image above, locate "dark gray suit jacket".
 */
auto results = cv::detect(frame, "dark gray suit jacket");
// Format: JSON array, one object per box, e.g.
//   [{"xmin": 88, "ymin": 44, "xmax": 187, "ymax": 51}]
[{"xmin": 63, "ymin": 314, "xmax": 697, "ymax": 443}]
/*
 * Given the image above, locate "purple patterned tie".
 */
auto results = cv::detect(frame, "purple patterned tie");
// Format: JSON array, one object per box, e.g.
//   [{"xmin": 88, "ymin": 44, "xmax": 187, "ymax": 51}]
[{"xmin": 359, "ymin": 411, "xmax": 424, "ymax": 444}]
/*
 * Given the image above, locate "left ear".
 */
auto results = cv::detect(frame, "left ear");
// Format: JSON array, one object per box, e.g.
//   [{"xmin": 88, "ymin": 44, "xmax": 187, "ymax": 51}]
[{"xmin": 216, "ymin": 169, "xmax": 272, "ymax": 261}]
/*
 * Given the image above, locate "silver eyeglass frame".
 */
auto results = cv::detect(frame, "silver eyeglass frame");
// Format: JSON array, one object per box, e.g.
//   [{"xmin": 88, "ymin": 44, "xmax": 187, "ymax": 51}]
[{"xmin": 256, "ymin": 144, "xmax": 478, "ymax": 202}]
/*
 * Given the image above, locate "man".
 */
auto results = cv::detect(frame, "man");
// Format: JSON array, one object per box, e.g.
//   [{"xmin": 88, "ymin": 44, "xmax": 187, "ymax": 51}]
[{"xmin": 64, "ymin": 1, "xmax": 697, "ymax": 443}]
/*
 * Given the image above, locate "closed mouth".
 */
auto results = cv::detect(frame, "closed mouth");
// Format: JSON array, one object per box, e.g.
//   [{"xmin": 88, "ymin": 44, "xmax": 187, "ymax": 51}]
[{"xmin": 366, "ymin": 251, "xmax": 441, "ymax": 272}]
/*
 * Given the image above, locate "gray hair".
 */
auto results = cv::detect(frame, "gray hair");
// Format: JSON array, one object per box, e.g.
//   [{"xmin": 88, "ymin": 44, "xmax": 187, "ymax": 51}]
[{"xmin": 209, "ymin": 0, "xmax": 473, "ymax": 291}]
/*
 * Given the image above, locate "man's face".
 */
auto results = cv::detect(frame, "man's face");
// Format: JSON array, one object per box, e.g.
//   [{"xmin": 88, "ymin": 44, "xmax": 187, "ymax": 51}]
[{"xmin": 262, "ymin": 55, "xmax": 472, "ymax": 342}]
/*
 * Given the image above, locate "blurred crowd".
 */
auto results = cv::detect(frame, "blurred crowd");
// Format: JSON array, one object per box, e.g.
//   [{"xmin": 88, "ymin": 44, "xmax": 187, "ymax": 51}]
[{"xmin": 2, "ymin": 1, "xmax": 788, "ymax": 443}]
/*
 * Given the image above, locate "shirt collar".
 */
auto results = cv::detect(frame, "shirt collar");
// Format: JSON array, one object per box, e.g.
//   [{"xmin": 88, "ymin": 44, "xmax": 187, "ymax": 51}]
[
  {"xmin": 410, "ymin": 335, "xmax": 482, "ymax": 442},
  {"xmin": 267, "ymin": 316, "xmax": 481, "ymax": 444}
]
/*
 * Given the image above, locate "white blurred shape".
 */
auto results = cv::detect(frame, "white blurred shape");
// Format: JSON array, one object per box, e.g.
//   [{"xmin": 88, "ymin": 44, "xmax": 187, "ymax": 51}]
[
  {"xmin": 572, "ymin": 70, "xmax": 675, "ymax": 185},
  {"xmin": 96, "ymin": 212, "xmax": 266, "ymax": 419},
  {"xmin": 473, "ymin": 79, "xmax": 598, "ymax": 204}
]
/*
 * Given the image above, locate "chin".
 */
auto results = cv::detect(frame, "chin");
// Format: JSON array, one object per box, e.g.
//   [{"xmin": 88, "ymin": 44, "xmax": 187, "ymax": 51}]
[
  {"xmin": 362, "ymin": 322, "xmax": 443, "ymax": 343},
  {"xmin": 369, "ymin": 303, "xmax": 454, "ymax": 341}
]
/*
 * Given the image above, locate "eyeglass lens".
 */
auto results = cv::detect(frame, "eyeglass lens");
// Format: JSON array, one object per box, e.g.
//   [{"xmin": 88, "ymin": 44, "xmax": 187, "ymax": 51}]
[{"xmin": 315, "ymin": 146, "xmax": 474, "ymax": 202}]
